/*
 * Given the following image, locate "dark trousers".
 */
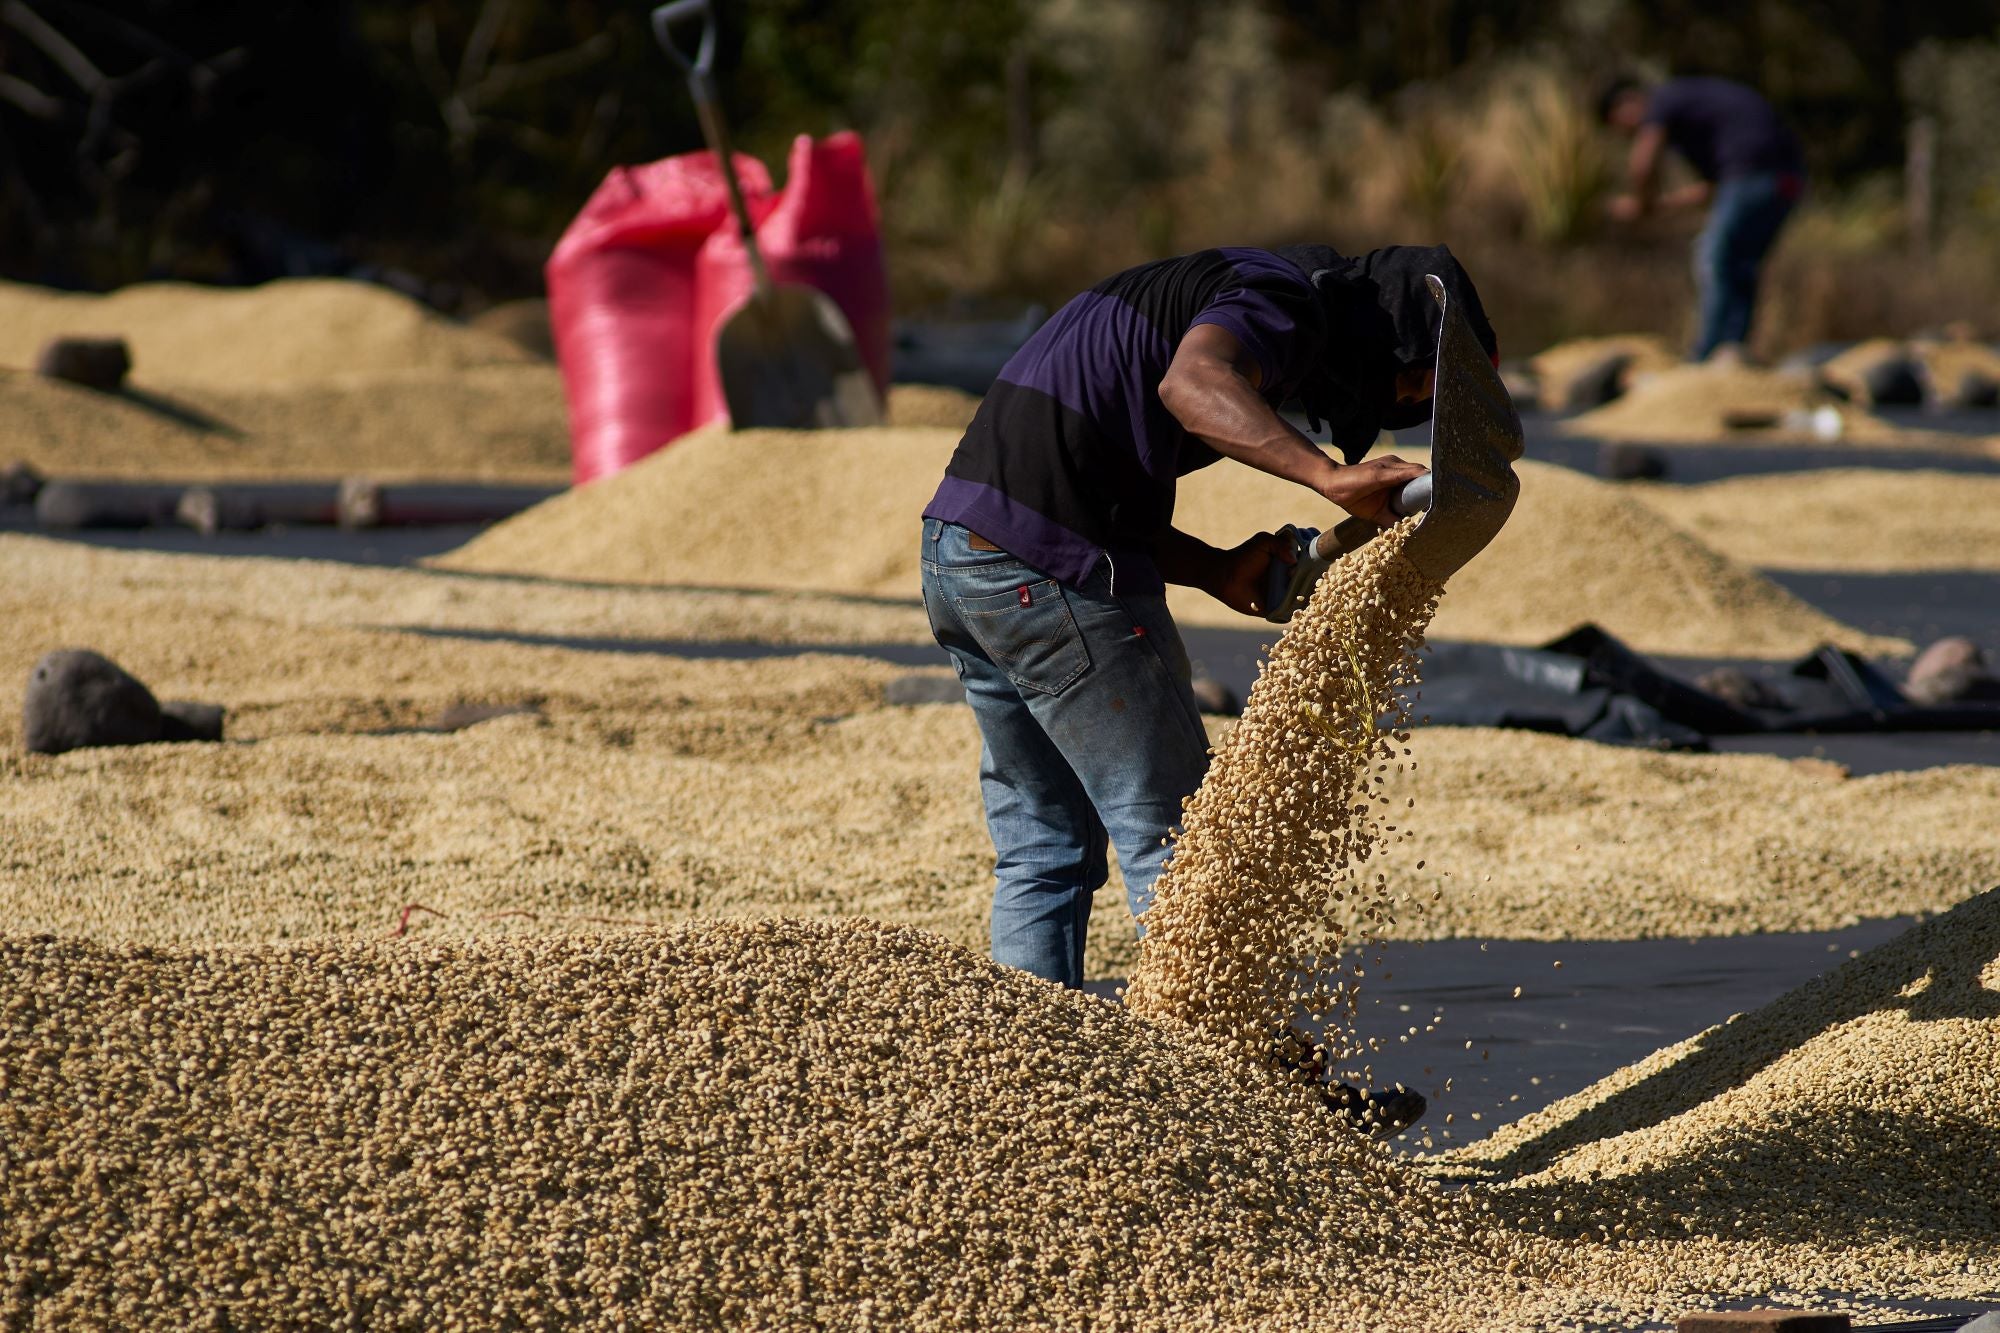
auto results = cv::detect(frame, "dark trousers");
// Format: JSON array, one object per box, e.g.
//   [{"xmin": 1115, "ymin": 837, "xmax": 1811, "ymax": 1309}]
[{"xmin": 1692, "ymin": 172, "xmax": 1800, "ymax": 360}]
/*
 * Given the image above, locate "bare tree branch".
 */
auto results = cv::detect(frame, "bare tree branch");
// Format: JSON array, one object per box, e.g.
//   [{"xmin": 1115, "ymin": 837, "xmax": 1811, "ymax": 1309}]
[
  {"xmin": 409, "ymin": 13, "xmax": 455, "ymax": 103},
  {"xmin": 457, "ymin": 0, "xmax": 511, "ymax": 96},
  {"xmin": 1, "ymin": 0, "xmax": 104, "ymax": 93},
  {"xmin": 38, "ymin": 0, "xmax": 194, "ymax": 71},
  {"xmin": 0, "ymin": 71, "xmax": 63, "ymax": 119},
  {"xmin": 468, "ymin": 32, "xmax": 614, "ymax": 109}
]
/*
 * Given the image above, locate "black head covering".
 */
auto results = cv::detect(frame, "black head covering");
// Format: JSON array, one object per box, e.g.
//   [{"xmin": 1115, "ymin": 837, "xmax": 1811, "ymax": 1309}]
[{"xmin": 1273, "ymin": 242, "xmax": 1498, "ymax": 464}]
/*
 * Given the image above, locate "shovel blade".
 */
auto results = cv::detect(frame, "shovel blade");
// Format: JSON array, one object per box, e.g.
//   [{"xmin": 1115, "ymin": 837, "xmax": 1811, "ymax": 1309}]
[
  {"xmin": 1401, "ymin": 272, "xmax": 1524, "ymax": 584},
  {"xmin": 716, "ymin": 284, "xmax": 883, "ymax": 430}
]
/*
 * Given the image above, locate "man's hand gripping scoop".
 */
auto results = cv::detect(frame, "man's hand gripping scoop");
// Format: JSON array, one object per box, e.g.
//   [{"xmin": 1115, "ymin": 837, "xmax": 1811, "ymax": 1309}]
[{"xmin": 1259, "ymin": 273, "xmax": 1524, "ymax": 624}]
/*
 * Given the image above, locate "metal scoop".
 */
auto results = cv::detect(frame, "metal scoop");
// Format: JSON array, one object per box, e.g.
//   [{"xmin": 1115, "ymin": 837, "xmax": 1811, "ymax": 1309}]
[
  {"xmin": 653, "ymin": 0, "xmax": 882, "ymax": 430},
  {"xmin": 1260, "ymin": 273, "xmax": 1523, "ymax": 622}
]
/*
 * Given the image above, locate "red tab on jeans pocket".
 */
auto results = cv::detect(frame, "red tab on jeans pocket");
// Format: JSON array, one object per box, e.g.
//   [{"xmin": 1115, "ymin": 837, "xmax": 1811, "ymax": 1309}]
[{"xmin": 1017, "ymin": 585, "xmax": 1031, "ymax": 607}]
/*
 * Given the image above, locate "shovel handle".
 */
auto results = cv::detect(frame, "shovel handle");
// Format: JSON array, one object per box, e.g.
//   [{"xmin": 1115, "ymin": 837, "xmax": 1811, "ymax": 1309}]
[
  {"xmin": 652, "ymin": 0, "xmax": 717, "ymax": 98},
  {"xmin": 1389, "ymin": 472, "xmax": 1432, "ymax": 517},
  {"xmin": 652, "ymin": 0, "xmax": 772, "ymax": 296}
]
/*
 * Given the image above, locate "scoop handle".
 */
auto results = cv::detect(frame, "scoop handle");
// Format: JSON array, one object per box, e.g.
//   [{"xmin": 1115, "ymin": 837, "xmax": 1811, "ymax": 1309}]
[
  {"xmin": 653, "ymin": 0, "xmax": 773, "ymax": 298},
  {"xmin": 1389, "ymin": 472, "xmax": 1432, "ymax": 518}
]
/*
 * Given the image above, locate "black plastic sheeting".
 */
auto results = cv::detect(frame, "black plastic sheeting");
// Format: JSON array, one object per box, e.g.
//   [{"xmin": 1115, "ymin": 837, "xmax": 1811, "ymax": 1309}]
[
  {"xmin": 1091, "ymin": 918, "xmax": 1922, "ymax": 1142},
  {"xmin": 1418, "ymin": 624, "xmax": 2000, "ymax": 749}
]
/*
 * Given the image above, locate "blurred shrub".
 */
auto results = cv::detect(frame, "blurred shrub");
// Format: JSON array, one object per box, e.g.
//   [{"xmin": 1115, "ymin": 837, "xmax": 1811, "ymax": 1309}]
[
  {"xmin": 1491, "ymin": 66, "xmax": 1611, "ymax": 246},
  {"xmin": 1900, "ymin": 39, "xmax": 2000, "ymax": 243}
]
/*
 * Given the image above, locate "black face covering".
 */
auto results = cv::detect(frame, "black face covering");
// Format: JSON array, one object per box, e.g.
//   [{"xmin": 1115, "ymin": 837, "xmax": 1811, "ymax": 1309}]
[{"xmin": 1274, "ymin": 242, "xmax": 1498, "ymax": 464}]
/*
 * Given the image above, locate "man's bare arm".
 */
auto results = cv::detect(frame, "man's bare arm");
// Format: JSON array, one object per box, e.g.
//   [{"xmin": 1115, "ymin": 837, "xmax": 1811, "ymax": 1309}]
[
  {"xmin": 1154, "ymin": 525, "xmax": 1227, "ymax": 591},
  {"xmin": 1660, "ymin": 180, "xmax": 1714, "ymax": 210},
  {"xmin": 1155, "ymin": 524, "xmax": 1293, "ymax": 617},
  {"xmin": 1625, "ymin": 123, "xmax": 1667, "ymax": 213},
  {"xmin": 1156, "ymin": 323, "xmax": 1424, "ymax": 524}
]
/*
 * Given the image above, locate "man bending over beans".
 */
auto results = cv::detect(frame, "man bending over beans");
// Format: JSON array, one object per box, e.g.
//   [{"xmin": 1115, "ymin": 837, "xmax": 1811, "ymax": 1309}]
[{"xmin": 919, "ymin": 244, "xmax": 1498, "ymax": 990}]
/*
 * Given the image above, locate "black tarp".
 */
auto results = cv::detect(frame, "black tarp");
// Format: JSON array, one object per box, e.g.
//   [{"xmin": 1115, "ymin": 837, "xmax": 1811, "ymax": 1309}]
[{"xmin": 1417, "ymin": 624, "xmax": 2000, "ymax": 748}]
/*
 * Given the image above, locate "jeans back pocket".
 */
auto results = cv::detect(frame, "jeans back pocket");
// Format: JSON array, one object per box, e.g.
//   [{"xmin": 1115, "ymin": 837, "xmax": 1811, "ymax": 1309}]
[{"xmin": 955, "ymin": 579, "xmax": 1090, "ymax": 696}]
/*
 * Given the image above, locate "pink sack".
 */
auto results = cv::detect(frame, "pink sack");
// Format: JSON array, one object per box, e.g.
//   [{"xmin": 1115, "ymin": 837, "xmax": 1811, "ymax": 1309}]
[
  {"xmin": 690, "ymin": 131, "xmax": 891, "ymax": 429},
  {"xmin": 546, "ymin": 151, "xmax": 773, "ymax": 484}
]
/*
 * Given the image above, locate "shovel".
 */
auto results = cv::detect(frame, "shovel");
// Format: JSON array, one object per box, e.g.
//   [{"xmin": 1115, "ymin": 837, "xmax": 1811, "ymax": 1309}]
[
  {"xmin": 1260, "ymin": 273, "xmax": 1523, "ymax": 621},
  {"xmin": 652, "ymin": 0, "xmax": 882, "ymax": 430}
]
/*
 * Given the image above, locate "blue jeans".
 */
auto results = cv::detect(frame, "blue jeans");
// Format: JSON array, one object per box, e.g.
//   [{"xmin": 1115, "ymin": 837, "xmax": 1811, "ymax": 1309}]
[
  {"xmin": 1691, "ymin": 172, "xmax": 1799, "ymax": 361},
  {"xmin": 920, "ymin": 519, "xmax": 1212, "ymax": 988}
]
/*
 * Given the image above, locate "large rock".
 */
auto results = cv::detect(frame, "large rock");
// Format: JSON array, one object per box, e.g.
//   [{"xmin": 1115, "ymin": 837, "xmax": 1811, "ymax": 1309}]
[
  {"xmin": 2, "ymin": 460, "xmax": 45, "ymax": 506},
  {"xmin": 1598, "ymin": 442, "xmax": 1670, "ymax": 482},
  {"xmin": 1818, "ymin": 340, "xmax": 1925, "ymax": 406},
  {"xmin": 1528, "ymin": 335, "xmax": 1679, "ymax": 413},
  {"xmin": 1694, "ymin": 666, "xmax": 1786, "ymax": 712},
  {"xmin": 35, "ymin": 336, "xmax": 131, "ymax": 391},
  {"xmin": 1941, "ymin": 368, "xmax": 2000, "ymax": 409},
  {"xmin": 1553, "ymin": 350, "xmax": 1633, "ymax": 411},
  {"xmin": 35, "ymin": 482, "xmax": 178, "ymax": 530},
  {"xmin": 23, "ymin": 649, "xmax": 224, "ymax": 755},
  {"xmin": 1189, "ymin": 674, "xmax": 1241, "ymax": 716},
  {"xmin": 1904, "ymin": 636, "xmax": 1997, "ymax": 705},
  {"xmin": 1911, "ymin": 338, "xmax": 2000, "ymax": 409}
]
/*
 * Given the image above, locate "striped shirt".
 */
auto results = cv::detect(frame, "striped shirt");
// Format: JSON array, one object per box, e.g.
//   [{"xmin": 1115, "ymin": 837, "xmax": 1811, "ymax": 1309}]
[{"xmin": 923, "ymin": 247, "xmax": 1325, "ymax": 593}]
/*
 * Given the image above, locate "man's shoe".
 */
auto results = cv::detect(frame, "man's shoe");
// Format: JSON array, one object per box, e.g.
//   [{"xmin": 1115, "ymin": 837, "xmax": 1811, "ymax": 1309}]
[
  {"xmin": 1272, "ymin": 1026, "xmax": 1428, "ymax": 1138},
  {"xmin": 1322, "ymin": 1080, "xmax": 1428, "ymax": 1139}
]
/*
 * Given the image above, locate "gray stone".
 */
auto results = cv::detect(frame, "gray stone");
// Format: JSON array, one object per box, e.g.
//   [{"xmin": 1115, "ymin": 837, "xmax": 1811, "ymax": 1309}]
[
  {"xmin": 1695, "ymin": 666, "xmax": 1786, "ymax": 712},
  {"xmin": 35, "ymin": 336, "xmax": 132, "ymax": 391},
  {"xmin": 1955, "ymin": 1313, "xmax": 2000, "ymax": 1333},
  {"xmin": 1859, "ymin": 355, "xmax": 1925, "ymax": 406},
  {"xmin": 182, "ymin": 488, "xmax": 225, "ymax": 535},
  {"xmin": 883, "ymin": 673, "xmax": 964, "ymax": 706},
  {"xmin": 23, "ymin": 649, "xmax": 223, "ymax": 754},
  {"xmin": 1905, "ymin": 636, "xmax": 1998, "ymax": 705},
  {"xmin": 25, "ymin": 649, "xmax": 165, "ymax": 754},
  {"xmin": 337, "ymin": 476, "xmax": 384, "ymax": 529},
  {"xmin": 1599, "ymin": 442, "xmax": 1670, "ymax": 482},
  {"xmin": 1553, "ymin": 351, "xmax": 1632, "ymax": 411},
  {"xmin": 160, "ymin": 701, "xmax": 227, "ymax": 742},
  {"xmin": 1497, "ymin": 362, "xmax": 1539, "ymax": 411},
  {"xmin": 1941, "ymin": 369, "xmax": 2000, "ymax": 410},
  {"xmin": 1189, "ymin": 675, "xmax": 1240, "ymax": 716},
  {"xmin": 1, "ymin": 460, "xmax": 45, "ymax": 506},
  {"xmin": 35, "ymin": 481, "xmax": 177, "ymax": 530}
]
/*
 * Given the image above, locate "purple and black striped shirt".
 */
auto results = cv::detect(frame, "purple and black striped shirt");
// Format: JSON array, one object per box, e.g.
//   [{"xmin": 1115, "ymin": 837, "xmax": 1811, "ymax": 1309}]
[{"xmin": 923, "ymin": 247, "xmax": 1325, "ymax": 594}]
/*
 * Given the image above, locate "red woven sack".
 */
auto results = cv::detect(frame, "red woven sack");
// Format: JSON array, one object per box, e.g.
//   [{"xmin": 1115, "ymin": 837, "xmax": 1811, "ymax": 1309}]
[{"xmin": 546, "ymin": 151, "xmax": 773, "ymax": 484}]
